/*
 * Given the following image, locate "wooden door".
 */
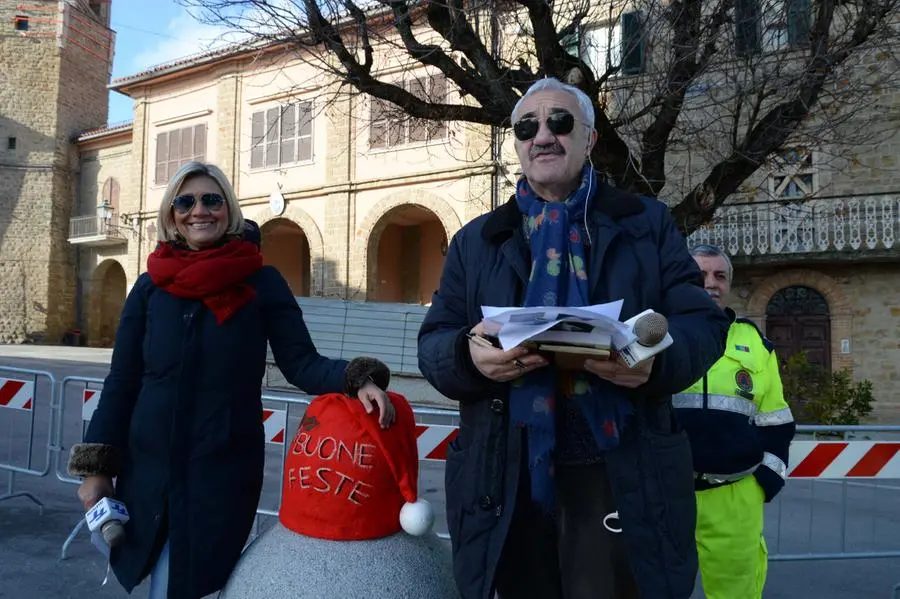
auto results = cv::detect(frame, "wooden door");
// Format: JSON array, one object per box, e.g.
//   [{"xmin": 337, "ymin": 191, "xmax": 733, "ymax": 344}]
[
  {"xmin": 765, "ymin": 286, "xmax": 832, "ymax": 371},
  {"xmin": 766, "ymin": 314, "xmax": 831, "ymax": 371}
]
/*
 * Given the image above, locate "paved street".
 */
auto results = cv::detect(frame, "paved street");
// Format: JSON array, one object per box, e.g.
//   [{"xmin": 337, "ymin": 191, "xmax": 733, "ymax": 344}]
[{"xmin": 0, "ymin": 348, "xmax": 899, "ymax": 598}]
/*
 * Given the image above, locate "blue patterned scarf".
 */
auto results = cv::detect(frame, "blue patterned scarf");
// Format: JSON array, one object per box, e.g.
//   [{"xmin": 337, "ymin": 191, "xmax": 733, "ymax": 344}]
[{"xmin": 511, "ymin": 164, "xmax": 633, "ymax": 515}]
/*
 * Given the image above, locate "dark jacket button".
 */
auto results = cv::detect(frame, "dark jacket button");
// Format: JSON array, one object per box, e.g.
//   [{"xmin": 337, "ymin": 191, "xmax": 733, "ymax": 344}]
[
  {"xmin": 479, "ymin": 495, "xmax": 493, "ymax": 510},
  {"xmin": 490, "ymin": 398, "xmax": 505, "ymax": 414}
]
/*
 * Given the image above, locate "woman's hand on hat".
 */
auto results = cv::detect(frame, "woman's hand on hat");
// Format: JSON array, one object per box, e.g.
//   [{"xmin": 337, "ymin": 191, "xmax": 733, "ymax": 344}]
[
  {"xmin": 357, "ymin": 381, "xmax": 396, "ymax": 428},
  {"xmin": 585, "ymin": 355, "xmax": 654, "ymax": 388}
]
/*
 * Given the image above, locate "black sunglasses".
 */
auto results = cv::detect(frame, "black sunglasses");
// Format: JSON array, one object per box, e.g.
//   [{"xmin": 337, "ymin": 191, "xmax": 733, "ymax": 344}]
[
  {"xmin": 171, "ymin": 192, "xmax": 226, "ymax": 214},
  {"xmin": 513, "ymin": 111, "xmax": 576, "ymax": 142}
]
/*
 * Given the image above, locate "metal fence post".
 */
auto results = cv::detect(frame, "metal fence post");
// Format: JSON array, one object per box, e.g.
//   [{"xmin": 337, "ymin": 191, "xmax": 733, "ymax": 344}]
[{"xmin": 0, "ymin": 366, "xmax": 59, "ymax": 511}]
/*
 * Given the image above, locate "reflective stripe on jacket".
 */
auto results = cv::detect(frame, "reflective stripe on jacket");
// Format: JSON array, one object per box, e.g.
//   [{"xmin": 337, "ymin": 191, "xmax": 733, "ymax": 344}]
[{"xmin": 674, "ymin": 317, "xmax": 796, "ymax": 501}]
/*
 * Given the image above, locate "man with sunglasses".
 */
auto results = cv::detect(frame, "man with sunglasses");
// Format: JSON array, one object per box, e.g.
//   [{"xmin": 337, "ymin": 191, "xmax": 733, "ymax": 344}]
[
  {"xmin": 675, "ymin": 244, "xmax": 795, "ymax": 599},
  {"xmin": 419, "ymin": 77, "xmax": 729, "ymax": 599}
]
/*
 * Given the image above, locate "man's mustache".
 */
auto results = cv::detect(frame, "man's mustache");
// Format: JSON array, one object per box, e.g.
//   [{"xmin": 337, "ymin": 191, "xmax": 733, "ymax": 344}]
[
  {"xmin": 706, "ymin": 289, "xmax": 720, "ymax": 298},
  {"xmin": 530, "ymin": 143, "xmax": 565, "ymax": 159}
]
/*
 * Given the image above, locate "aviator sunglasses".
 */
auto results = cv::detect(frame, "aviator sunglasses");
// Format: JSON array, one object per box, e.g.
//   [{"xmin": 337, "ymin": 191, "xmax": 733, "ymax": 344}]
[
  {"xmin": 171, "ymin": 192, "xmax": 226, "ymax": 214},
  {"xmin": 513, "ymin": 111, "xmax": 576, "ymax": 142}
]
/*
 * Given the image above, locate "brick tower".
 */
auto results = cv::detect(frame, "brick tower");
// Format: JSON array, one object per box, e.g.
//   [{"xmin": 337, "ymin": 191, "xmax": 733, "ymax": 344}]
[{"xmin": 0, "ymin": 0, "xmax": 114, "ymax": 342}]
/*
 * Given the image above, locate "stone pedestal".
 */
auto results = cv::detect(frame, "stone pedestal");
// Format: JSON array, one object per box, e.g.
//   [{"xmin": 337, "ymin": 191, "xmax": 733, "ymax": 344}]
[{"xmin": 220, "ymin": 522, "xmax": 460, "ymax": 599}]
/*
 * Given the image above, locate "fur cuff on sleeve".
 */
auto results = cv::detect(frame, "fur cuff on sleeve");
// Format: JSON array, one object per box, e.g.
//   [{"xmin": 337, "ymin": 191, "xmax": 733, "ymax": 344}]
[
  {"xmin": 344, "ymin": 357, "xmax": 391, "ymax": 397},
  {"xmin": 67, "ymin": 443, "xmax": 121, "ymax": 478}
]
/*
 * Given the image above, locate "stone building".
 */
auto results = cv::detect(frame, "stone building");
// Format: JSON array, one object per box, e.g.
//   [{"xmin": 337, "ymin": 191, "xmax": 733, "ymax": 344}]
[
  {"xmin": 4, "ymin": 1, "xmax": 899, "ymax": 418},
  {"xmin": 0, "ymin": 0, "xmax": 114, "ymax": 343}
]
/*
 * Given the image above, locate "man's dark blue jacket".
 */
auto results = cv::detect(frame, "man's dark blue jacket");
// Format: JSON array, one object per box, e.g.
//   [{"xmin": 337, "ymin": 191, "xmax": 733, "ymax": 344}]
[{"xmin": 418, "ymin": 183, "xmax": 730, "ymax": 599}]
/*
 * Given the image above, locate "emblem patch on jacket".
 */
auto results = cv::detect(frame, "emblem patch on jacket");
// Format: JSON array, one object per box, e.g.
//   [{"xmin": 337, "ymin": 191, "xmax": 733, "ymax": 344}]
[
  {"xmin": 735, "ymin": 369, "xmax": 753, "ymax": 393},
  {"xmin": 735, "ymin": 344, "xmax": 750, "ymax": 352}
]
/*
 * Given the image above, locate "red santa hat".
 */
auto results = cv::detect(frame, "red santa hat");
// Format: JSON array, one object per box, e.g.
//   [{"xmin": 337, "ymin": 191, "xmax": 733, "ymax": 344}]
[{"xmin": 278, "ymin": 391, "xmax": 435, "ymax": 540}]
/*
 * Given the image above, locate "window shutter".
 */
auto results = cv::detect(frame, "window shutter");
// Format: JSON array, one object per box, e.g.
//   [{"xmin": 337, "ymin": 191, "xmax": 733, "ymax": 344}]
[
  {"xmin": 154, "ymin": 132, "xmax": 168, "ymax": 185},
  {"xmin": 250, "ymin": 111, "xmax": 264, "ymax": 168},
  {"xmin": 392, "ymin": 79, "xmax": 406, "ymax": 147},
  {"xmin": 787, "ymin": 0, "xmax": 812, "ymax": 48},
  {"xmin": 193, "ymin": 124, "xmax": 207, "ymax": 161},
  {"xmin": 280, "ymin": 104, "xmax": 296, "ymax": 164},
  {"xmin": 110, "ymin": 178, "xmax": 120, "ymax": 212},
  {"xmin": 167, "ymin": 128, "xmax": 181, "ymax": 183},
  {"xmin": 561, "ymin": 27, "xmax": 580, "ymax": 58},
  {"xmin": 265, "ymin": 107, "xmax": 280, "ymax": 168},
  {"xmin": 297, "ymin": 102, "xmax": 313, "ymax": 161},
  {"xmin": 620, "ymin": 12, "xmax": 644, "ymax": 75},
  {"xmin": 408, "ymin": 77, "xmax": 428, "ymax": 143},
  {"xmin": 101, "ymin": 178, "xmax": 111, "ymax": 205},
  {"xmin": 735, "ymin": 0, "xmax": 761, "ymax": 57},
  {"xmin": 369, "ymin": 98, "xmax": 387, "ymax": 150},
  {"xmin": 180, "ymin": 126, "xmax": 193, "ymax": 166},
  {"xmin": 429, "ymin": 75, "xmax": 448, "ymax": 140},
  {"xmin": 102, "ymin": 177, "xmax": 121, "ymax": 212}
]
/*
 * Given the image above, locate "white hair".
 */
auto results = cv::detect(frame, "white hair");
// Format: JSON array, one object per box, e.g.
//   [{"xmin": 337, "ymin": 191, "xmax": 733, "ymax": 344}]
[
  {"xmin": 690, "ymin": 244, "xmax": 734, "ymax": 283},
  {"xmin": 511, "ymin": 77, "xmax": 595, "ymax": 125}
]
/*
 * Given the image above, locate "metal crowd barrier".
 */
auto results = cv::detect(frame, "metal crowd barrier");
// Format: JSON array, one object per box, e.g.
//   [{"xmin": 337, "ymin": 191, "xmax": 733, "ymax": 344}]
[
  {"xmin": 54, "ymin": 375, "xmax": 106, "ymax": 485},
  {"xmin": 768, "ymin": 424, "xmax": 900, "ymax": 563},
  {"xmin": 53, "ymin": 375, "xmax": 111, "ymax": 559},
  {"xmin": 0, "ymin": 365, "xmax": 58, "ymax": 512},
  {"xmin": 53, "ymin": 380, "xmax": 463, "ymax": 557},
  {"xmin": 255, "ymin": 391, "xmax": 309, "ymax": 519},
  {"xmin": 6, "ymin": 368, "xmax": 900, "ymax": 574}
]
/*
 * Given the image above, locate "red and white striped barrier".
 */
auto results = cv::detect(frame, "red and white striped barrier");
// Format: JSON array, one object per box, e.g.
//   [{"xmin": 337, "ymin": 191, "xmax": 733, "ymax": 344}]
[
  {"xmin": 70, "ymin": 386, "xmax": 900, "ymax": 478},
  {"xmin": 263, "ymin": 419, "xmax": 460, "ymax": 461},
  {"xmin": 262, "ymin": 408, "xmax": 286, "ymax": 445},
  {"xmin": 82, "ymin": 389, "xmax": 99, "ymax": 421},
  {"xmin": 416, "ymin": 424, "xmax": 459, "ymax": 461},
  {"xmin": 788, "ymin": 441, "xmax": 900, "ymax": 479},
  {"xmin": 0, "ymin": 377, "xmax": 34, "ymax": 411}
]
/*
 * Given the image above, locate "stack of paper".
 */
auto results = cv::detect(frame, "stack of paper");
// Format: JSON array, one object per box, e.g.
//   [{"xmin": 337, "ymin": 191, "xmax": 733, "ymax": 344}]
[{"xmin": 481, "ymin": 301, "xmax": 636, "ymax": 355}]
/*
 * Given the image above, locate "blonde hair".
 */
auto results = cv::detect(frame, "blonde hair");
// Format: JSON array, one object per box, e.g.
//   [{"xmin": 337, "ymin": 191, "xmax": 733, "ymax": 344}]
[{"xmin": 157, "ymin": 161, "xmax": 246, "ymax": 243}]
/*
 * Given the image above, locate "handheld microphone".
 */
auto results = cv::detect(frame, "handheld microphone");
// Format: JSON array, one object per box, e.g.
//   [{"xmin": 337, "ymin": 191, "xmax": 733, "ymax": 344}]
[
  {"xmin": 616, "ymin": 310, "xmax": 673, "ymax": 368},
  {"xmin": 85, "ymin": 497, "xmax": 130, "ymax": 548}
]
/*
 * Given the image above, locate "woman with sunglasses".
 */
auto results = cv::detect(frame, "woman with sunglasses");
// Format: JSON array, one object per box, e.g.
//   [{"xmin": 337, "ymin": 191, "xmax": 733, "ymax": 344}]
[
  {"xmin": 419, "ymin": 77, "xmax": 730, "ymax": 599},
  {"xmin": 67, "ymin": 161, "xmax": 396, "ymax": 599}
]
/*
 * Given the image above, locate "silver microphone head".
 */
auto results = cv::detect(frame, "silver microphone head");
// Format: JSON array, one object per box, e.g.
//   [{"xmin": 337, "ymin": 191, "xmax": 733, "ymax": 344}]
[
  {"xmin": 101, "ymin": 520, "xmax": 126, "ymax": 548},
  {"xmin": 633, "ymin": 312, "xmax": 668, "ymax": 347}
]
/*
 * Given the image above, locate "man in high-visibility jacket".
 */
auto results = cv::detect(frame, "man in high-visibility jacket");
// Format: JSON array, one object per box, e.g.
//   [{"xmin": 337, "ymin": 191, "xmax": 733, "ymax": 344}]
[{"xmin": 676, "ymin": 244, "xmax": 796, "ymax": 599}]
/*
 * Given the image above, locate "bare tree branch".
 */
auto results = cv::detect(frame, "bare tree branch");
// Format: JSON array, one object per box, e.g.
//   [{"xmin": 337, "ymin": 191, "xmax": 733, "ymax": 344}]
[
  {"xmin": 670, "ymin": 0, "xmax": 894, "ymax": 231},
  {"xmin": 177, "ymin": 0, "xmax": 900, "ymax": 234},
  {"xmin": 639, "ymin": 0, "xmax": 733, "ymax": 193}
]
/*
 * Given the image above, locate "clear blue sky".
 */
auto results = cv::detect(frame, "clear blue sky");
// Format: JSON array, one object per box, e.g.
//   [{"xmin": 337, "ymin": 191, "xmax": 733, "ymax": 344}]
[{"xmin": 107, "ymin": 0, "xmax": 238, "ymax": 125}]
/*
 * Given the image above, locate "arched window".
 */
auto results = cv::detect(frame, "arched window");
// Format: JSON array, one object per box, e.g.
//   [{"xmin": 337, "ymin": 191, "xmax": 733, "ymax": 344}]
[{"xmin": 766, "ymin": 285, "xmax": 829, "ymax": 316}]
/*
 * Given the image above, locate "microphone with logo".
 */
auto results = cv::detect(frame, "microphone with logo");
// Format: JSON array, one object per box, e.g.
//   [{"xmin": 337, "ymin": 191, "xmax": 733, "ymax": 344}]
[
  {"xmin": 86, "ymin": 497, "xmax": 130, "ymax": 549},
  {"xmin": 615, "ymin": 309, "xmax": 674, "ymax": 368}
]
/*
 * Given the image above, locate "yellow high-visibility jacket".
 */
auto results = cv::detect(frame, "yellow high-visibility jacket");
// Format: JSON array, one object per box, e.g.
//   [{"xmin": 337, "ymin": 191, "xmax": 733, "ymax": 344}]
[{"xmin": 674, "ymin": 311, "xmax": 796, "ymax": 501}]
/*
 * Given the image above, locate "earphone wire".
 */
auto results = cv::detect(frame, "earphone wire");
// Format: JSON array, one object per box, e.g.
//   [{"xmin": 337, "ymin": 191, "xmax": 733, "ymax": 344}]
[{"xmin": 584, "ymin": 156, "xmax": 595, "ymax": 247}]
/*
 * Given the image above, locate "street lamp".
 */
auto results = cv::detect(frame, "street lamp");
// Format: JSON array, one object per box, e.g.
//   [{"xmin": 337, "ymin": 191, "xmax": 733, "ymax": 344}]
[{"xmin": 97, "ymin": 199, "xmax": 113, "ymax": 233}]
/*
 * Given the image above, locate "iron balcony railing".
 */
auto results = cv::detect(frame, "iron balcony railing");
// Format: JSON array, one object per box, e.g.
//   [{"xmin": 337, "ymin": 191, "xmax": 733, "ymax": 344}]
[
  {"xmin": 687, "ymin": 195, "xmax": 900, "ymax": 256},
  {"xmin": 68, "ymin": 215, "xmax": 126, "ymax": 240}
]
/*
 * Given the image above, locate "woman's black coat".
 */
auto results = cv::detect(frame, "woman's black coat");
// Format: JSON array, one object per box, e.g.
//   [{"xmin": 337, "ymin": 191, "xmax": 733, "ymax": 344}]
[{"xmin": 73, "ymin": 224, "xmax": 382, "ymax": 599}]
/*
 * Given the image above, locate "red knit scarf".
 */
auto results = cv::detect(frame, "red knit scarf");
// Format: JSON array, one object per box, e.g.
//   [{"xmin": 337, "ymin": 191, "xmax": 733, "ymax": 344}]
[{"xmin": 147, "ymin": 239, "xmax": 264, "ymax": 324}]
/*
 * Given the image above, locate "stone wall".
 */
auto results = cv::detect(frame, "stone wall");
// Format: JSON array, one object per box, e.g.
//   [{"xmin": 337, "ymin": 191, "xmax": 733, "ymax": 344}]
[
  {"xmin": 0, "ymin": 0, "xmax": 112, "ymax": 343},
  {"xmin": 729, "ymin": 263, "xmax": 900, "ymax": 422},
  {"xmin": 323, "ymin": 89, "xmax": 355, "ymax": 298}
]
